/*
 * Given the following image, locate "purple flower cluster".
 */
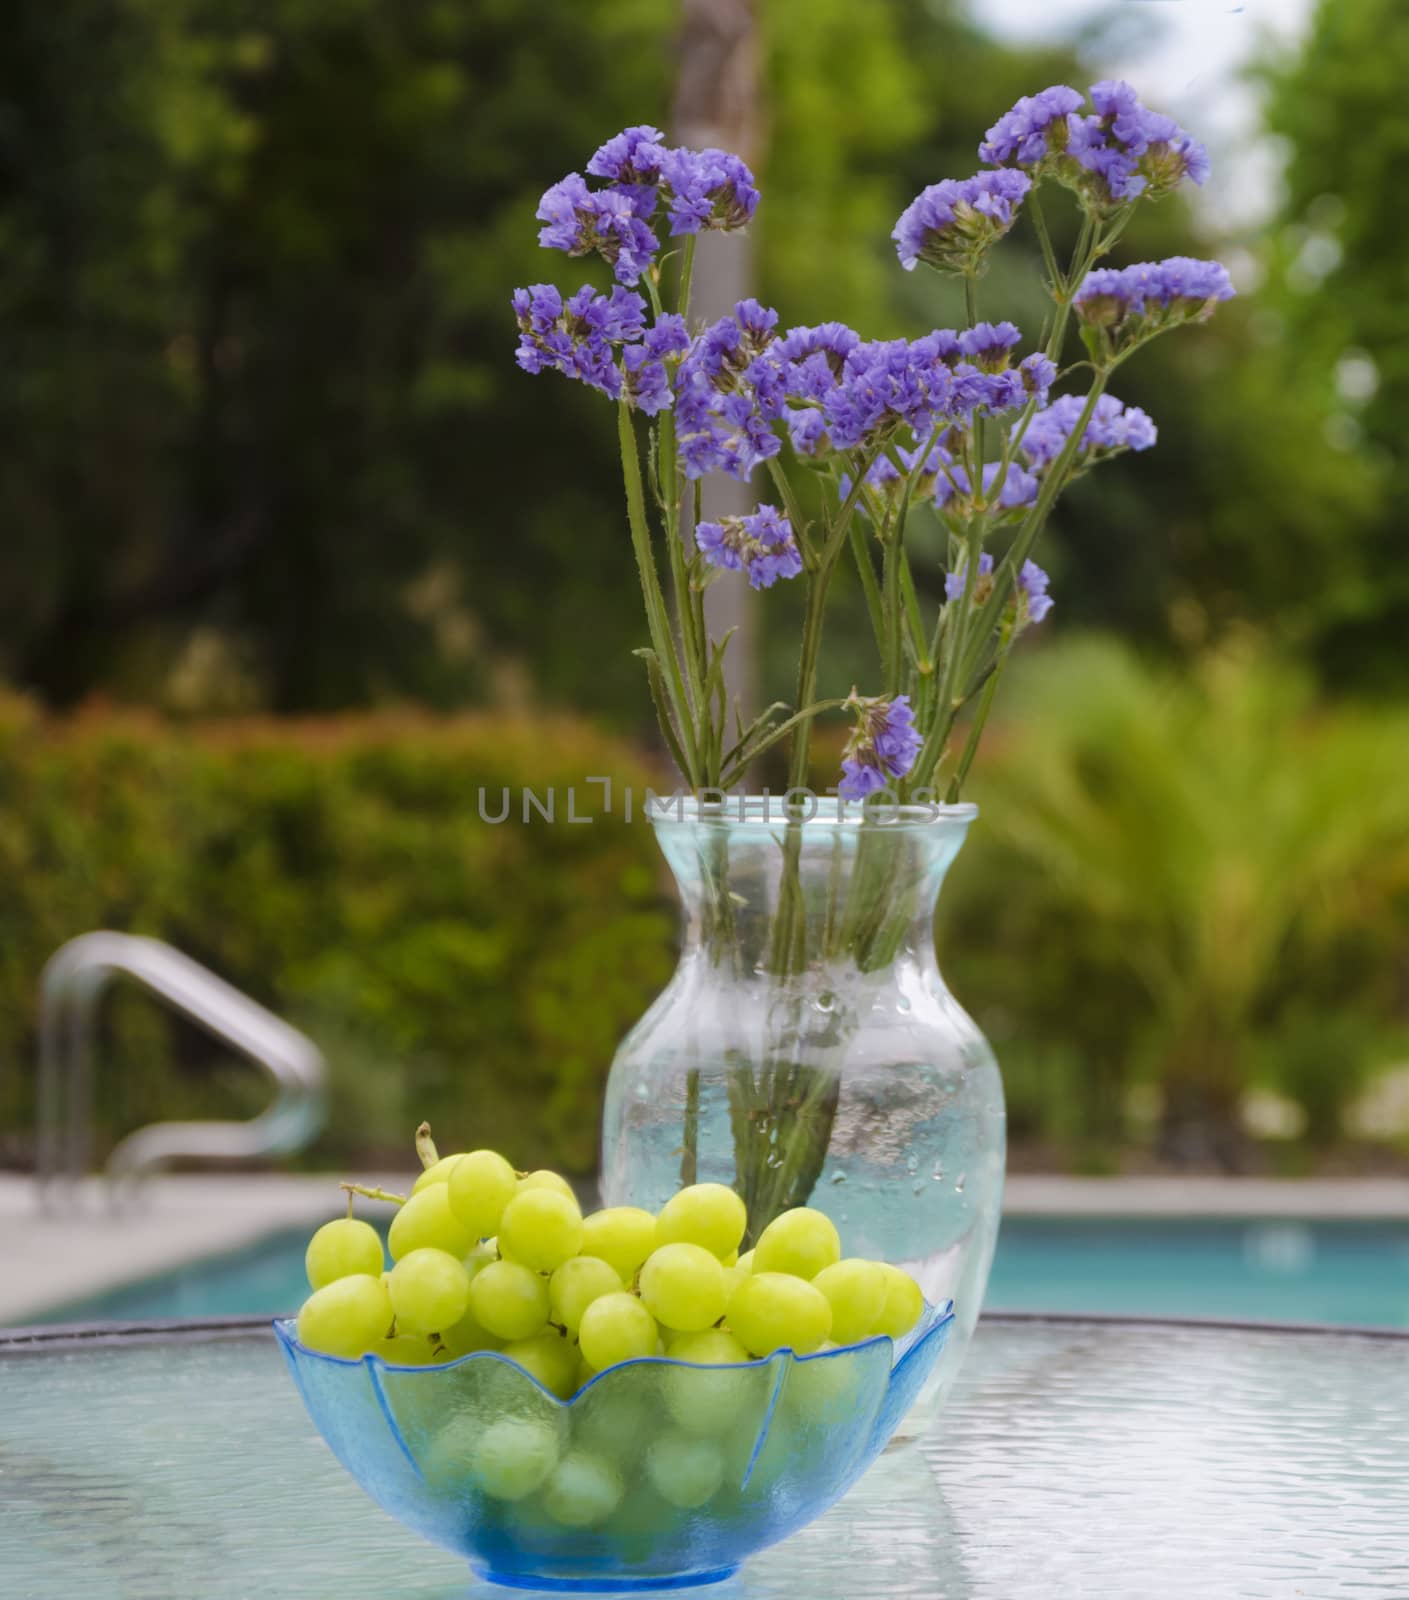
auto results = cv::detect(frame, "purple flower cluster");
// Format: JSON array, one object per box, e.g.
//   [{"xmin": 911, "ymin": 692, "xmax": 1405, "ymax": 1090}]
[
  {"xmin": 979, "ymin": 85, "xmax": 1084, "ymax": 166},
  {"xmin": 677, "ymin": 304, "xmax": 1057, "ymax": 484},
  {"xmin": 513, "ymin": 285, "xmax": 691, "ymax": 413},
  {"xmin": 536, "ymin": 175, "xmax": 659, "ymax": 289},
  {"xmin": 978, "ymin": 81, "xmax": 1209, "ymax": 211},
  {"xmin": 537, "ymin": 125, "xmax": 759, "ymax": 289},
  {"xmin": 512, "ymin": 282, "xmax": 647, "ymax": 400},
  {"xmin": 944, "ymin": 553, "xmax": 1053, "ymax": 625},
  {"xmin": 839, "ymin": 694, "xmax": 923, "ymax": 802},
  {"xmin": 935, "ymin": 459, "xmax": 1040, "ymax": 516},
  {"xmin": 694, "ymin": 504, "xmax": 803, "ymax": 590},
  {"xmin": 1019, "ymin": 393, "xmax": 1158, "ymax": 471},
  {"xmin": 1074, "ymin": 257, "xmax": 1235, "ymax": 359},
  {"xmin": 892, "ymin": 170, "xmax": 1031, "ymax": 274}
]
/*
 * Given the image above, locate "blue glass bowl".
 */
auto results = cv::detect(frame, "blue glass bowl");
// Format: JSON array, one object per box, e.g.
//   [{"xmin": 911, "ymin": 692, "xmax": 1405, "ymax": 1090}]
[{"xmin": 276, "ymin": 1298, "xmax": 954, "ymax": 1591}]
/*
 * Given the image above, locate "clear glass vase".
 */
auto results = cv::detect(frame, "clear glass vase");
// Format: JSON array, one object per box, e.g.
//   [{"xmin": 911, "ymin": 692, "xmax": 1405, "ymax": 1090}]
[{"xmin": 600, "ymin": 798, "xmax": 1005, "ymax": 1434}]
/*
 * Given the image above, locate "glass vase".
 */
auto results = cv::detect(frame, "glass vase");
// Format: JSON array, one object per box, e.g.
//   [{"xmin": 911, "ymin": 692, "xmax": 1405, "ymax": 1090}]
[{"xmin": 600, "ymin": 798, "xmax": 1004, "ymax": 1434}]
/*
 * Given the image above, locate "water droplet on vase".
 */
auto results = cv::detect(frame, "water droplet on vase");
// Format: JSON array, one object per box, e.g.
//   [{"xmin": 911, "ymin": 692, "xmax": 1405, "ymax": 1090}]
[
  {"xmin": 896, "ymin": 995, "xmax": 912, "ymax": 1013},
  {"xmin": 955, "ymin": 1173, "xmax": 967, "ymax": 1193},
  {"xmin": 932, "ymin": 1163, "xmax": 945, "ymax": 1181},
  {"xmin": 912, "ymin": 1182, "xmax": 925, "ymax": 1196},
  {"xmin": 830, "ymin": 1171, "xmax": 848, "ymax": 1185},
  {"xmin": 815, "ymin": 991, "xmax": 836, "ymax": 1013}
]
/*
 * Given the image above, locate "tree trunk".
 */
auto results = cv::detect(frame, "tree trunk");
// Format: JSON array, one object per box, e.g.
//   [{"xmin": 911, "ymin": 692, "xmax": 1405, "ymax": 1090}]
[{"xmin": 673, "ymin": 0, "xmax": 761, "ymax": 740}]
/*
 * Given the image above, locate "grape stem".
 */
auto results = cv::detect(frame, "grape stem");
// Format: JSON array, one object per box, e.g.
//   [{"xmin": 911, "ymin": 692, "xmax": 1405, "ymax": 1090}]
[
  {"xmin": 340, "ymin": 1181, "xmax": 407, "ymax": 1206},
  {"xmin": 415, "ymin": 1122, "xmax": 439, "ymax": 1171}
]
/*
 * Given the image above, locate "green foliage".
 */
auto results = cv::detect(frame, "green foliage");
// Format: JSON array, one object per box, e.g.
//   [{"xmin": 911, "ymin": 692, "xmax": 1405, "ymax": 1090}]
[
  {"xmin": 942, "ymin": 636, "xmax": 1409, "ymax": 1163},
  {"xmin": 0, "ymin": 701, "xmax": 674, "ymax": 1172},
  {"xmin": 1255, "ymin": 0, "xmax": 1409, "ymax": 685}
]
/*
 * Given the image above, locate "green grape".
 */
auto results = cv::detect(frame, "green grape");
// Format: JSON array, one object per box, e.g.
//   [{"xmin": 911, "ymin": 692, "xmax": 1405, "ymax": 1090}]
[
  {"xmin": 387, "ymin": 1247, "xmax": 471, "ymax": 1335},
  {"xmin": 572, "ymin": 1387, "xmax": 652, "ymax": 1458},
  {"xmin": 501, "ymin": 1330, "xmax": 580, "ymax": 1399},
  {"xmin": 752, "ymin": 1207, "xmax": 841, "ymax": 1281},
  {"xmin": 468, "ymin": 1259, "xmax": 551, "ymax": 1341},
  {"xmin": 387, "ymin": 1183, "xmax": 477, "ymax": 1262},
  {"xmin": 638, "ymin": 1243, "xmax": 726, "ymax": 1333},
  {"xmin": 576, "ymin": 1291, "xmax": 658, "ymax": 1372},
  {"xmin": 549, "ymin": 1256, "xmax": 623, "ymax": 1335},
  {"xmin": 469, "ymin": 1416, "xmax": 562, "ymax": 1501},
  {"xmin": 499, "ymin": 1188, "xmax": 583, "ymax": 1273},
  {"xmin": 464, "ymin": 1240, "xmax": 497, "ymax": 1277},
  {"xmin": 722, "ymin": 1248, "xmax": 754, "ymax": 1305},
  {"xmin": 873, "ymin": 1263, "xmax": 924, "ymax": 1339},
  {"xmin": 645, "ymin": 1432, "xmax": 725, "ymax": 1509},
  {"xmin": 296, "ymin": 1275, "xmax": 393, "ymax": 1359},
  {"xmin": 371, "ymin": 1332, "xmax": 440, "ymax": 1367},
  {"xmin": 726, "ymin": 1272, "xmax": 832, "ymax": 1356},
  {"xmin": 517, "ymin": 1169, "xmax": 577, "ymax": 1201},
  {"xmin": 783, "ymin": 1348, "xmax": 861, "ymax": 1425},
  {"xmin": 411, "ymin": 1153, "xmax": 464, "ymax": 1194},
  {"xmin": 579, "ymin": 1206, "xmax": 657, "ymax": 1283},
  {"xmin": 304, "ymin": 1217, "xmax": 385, "ymax": 1289},
  {"xmin": 541, "ymin": 1450, "xmax": 624, "ymax": 1527},
  {"xmin": 653, "ymin": 1183, "xmax": 747, "ymax": 1261},
  {"xmin": 438, "ymin": 1299, "xmax": 500, "ymax": 1359},
  {"xmin": 811, "ymin": 1258, "xmax": 887, "ymax": 1345},
  {"xmin": 662, "ymin": 1329, "xmax": 754, "ymax": 1435},
  {"xmin": 446, "ymin": 1149, "xmax": 519, "ymax": 1240}
]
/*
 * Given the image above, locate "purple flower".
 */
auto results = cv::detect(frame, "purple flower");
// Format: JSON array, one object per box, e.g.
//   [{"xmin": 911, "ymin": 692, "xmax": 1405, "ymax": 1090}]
[
  {"xmin": 1019, "ymin": 560, "xmax": 1053, "ymax": 623},
  {"xmin": 1074, "ymin": 257, "xmax": 1234, "ymax": 358},
  {"xmin": 944, "ymin": 553, "xmax": 1053, "ymax": 628},
  {"xmin": 513, "ymin": 286, "xmax": 687, "ymax": 412},
  {"xmin": 1064, "ymin": 81, "xmax": 1210, "ymax": 211},
  {"xmin": 660, "ymin": 147, "xmax": 760, "ymax": 235},
  {"xmin": 1019, "ymin": 393, "xmax": 1158, "ymax": 469},
  {"xmin": 839, "ymin": 694, "xmax": 923, "ymax": 802},
  {"xmin": 934, "ymin": 460, "xmax": 1039, "ymax": 515},
  {"xmin": 535, "ymin": 174, "xmax": 659, "ymax": 286},
  {"xmin": 1019, "ymin": 352, "xmax": 1057, "ymax": 404},
  {"xmin": 674, "ymin": 301, "xmax": 785, "ymax": 481},
  {"xmin": 979, "ymin": 85, "xmax": 1084, "ymax": 166},
  {"xmin": 586, "ymin": 125, "xmax": 667, "ymax": 185},
  {"xmin": 944, "ymin": 551, "xmax": 993, "ymax": 602},
  {"xmin": 694, "ymin": 504, "xmax": 802, "ymax": 590},
  {"xmin": 959, "ymin": 321, "xmax": 1022, "ymax": 371},
  {"xmin": 892, "ymin": 170, "xmax": 1032, "ymax": 273}
]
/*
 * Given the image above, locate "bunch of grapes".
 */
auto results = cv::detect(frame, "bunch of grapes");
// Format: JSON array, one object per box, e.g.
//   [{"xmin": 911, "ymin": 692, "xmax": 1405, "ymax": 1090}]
[{"xmin": 296, "ymin": 1125, "xmax": 924, "ymax": 1398}]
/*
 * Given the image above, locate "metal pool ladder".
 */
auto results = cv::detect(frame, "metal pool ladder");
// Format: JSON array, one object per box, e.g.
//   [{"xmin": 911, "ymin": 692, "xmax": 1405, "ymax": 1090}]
[{"xmin": 36, "ymin": 932, "xmax": 327, "ymax": 1211}]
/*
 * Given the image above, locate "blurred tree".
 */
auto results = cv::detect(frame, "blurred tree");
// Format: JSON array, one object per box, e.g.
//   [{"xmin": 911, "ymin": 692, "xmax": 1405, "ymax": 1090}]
[
  {"xmin": 0, "ymin": 0, "xmax": 1392, "ymax": 718},
  {"xmin": 0, "ymin": 0, "xmax": 677, "ymax": 714},
  {"xmin": 1258, "ymin": 0, "xmax": 1409, "ymax": 688}
]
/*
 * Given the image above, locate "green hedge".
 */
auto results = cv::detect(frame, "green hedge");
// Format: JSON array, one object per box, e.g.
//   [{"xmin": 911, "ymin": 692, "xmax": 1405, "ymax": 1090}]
[{"xmin": 0, "ymin": 701, "xmax": 674, "ymax": 1173}]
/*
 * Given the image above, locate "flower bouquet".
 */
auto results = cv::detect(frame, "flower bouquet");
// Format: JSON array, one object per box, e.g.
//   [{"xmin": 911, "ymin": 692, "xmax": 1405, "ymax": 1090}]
[{"xmin": 514, "ymin": 86, "xmax": 1234, "ymax": 1282}]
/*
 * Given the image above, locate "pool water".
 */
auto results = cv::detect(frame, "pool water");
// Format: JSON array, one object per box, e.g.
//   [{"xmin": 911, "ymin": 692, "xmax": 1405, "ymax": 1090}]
[{"xmin": 32, "ymin": 1216, "xmax": 1409, "ymax": 1328}]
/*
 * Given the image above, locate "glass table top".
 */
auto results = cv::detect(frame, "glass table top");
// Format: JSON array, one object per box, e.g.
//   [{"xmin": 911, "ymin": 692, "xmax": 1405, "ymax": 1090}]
[{"xmin": 2, "ymin": 1314, "xmax": 1405, "ymax": 1599}]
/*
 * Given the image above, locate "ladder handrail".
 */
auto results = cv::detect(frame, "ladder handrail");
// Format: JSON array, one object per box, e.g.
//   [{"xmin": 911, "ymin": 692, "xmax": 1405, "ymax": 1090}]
[{"xmin": 36, "ymin": 932, "xmax": 326, "ymax": 1210}]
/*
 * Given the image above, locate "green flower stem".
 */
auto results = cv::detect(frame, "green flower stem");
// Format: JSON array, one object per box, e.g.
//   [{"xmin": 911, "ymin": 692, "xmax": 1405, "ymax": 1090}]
[
  {"xmin": 678, "ymin": 234, "xmax": 697, "ymax": 324},
  {"xmin": 899, "ymin": 552, "xmax": 930, "ymax": 671},
  {"xmin": 912, "ymin": 371, "xmax": 1108, "ymax": 791},
  {"xmin": 964, "ymin": 270, "xmax": 980, "ymax": 330},
  {"xmin": 945, "ymin": 622, "xmax": 1011, "ymax": 802},
  {"xmin": 657, "ymin": 407, "xmax": 709, "ymax": 750},
  {"xmin": 619, "ymin": 398, "xmax": 701, "ymax": 786},
  {"xmin": 1029, "ymin": 188, "xmax": 1063, "ymax": 295},
  {"xmin": 850, "ymin": 522, "xmax": 886, "ymax": 653}
]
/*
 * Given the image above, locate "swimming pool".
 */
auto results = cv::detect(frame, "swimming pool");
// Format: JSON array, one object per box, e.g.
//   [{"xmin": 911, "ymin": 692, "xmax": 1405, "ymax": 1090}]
[{"xmin": 30, "ymin": 1215, "xmax": 1409, "ymax": 1328}]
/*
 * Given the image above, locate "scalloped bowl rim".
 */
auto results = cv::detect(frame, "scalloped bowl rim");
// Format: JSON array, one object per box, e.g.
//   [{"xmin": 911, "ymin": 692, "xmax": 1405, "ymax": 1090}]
[{"xmin": 272, "ymin": 1297, "xmax": 955, "ymax": 1410}]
